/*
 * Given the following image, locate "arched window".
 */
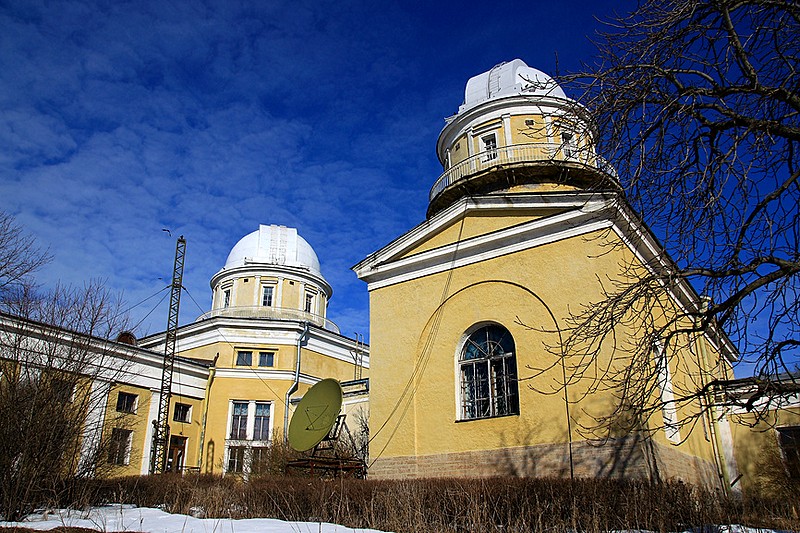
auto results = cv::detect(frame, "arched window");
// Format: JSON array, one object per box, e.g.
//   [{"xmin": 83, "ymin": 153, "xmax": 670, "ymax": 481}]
[{"xmin": 459, "ymin": 324, "xmax": 519, "ymax": 420}]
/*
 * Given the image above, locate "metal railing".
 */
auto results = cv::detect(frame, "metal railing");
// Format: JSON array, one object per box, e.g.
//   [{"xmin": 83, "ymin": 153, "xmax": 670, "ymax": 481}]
[
  {"xmin": 197, "ymin": 306, "xmax": 340, "ymax": 334},
  {"xmin": 430, "ymin": 143, "xmax": 618, "ymax": 202}
]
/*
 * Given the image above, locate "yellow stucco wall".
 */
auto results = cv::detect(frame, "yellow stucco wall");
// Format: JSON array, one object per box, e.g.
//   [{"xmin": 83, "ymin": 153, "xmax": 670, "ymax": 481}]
[
  {"xmin": 197, "ymin": 340, "xmax": 365, "ymax": 474},
  {"xmin": 731, "ymin": 407, "xmax": 800, "ymax": 497},
  {"xmin": 103, "ymin": 383, "xmax": 153, "ymax": 476},
  {"xmin": 367, "ymin": 213, "xmax": 727, "ymax": 479}
]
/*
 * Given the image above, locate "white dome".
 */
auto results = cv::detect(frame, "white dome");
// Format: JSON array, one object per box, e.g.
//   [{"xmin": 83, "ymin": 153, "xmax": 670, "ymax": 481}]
[
  {"xmin": 459, "ymin": 59, "xmax": 567, "ymax": 114},
  {"xmin": 224, "ymin": 225, "xmax": 322, "ymax": 276}
]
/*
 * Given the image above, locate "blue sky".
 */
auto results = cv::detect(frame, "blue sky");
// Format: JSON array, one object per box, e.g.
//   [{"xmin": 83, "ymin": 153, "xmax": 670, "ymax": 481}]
[{"xmin": 0, "ymin": 0, "xmax": 631, "ymax": 339}]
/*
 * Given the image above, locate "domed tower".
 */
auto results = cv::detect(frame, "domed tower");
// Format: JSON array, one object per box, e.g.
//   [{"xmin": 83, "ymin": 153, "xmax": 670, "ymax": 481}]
[
  {"xmin": 428, "ymin": 59, "xmax": 618, "ymax": 217},
  {"xmin": 207, "ymin": 224, "xmax": 334, "ymax": 330}
]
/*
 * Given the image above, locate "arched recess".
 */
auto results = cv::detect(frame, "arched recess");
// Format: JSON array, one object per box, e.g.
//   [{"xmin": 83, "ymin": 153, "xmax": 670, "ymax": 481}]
[{"xmin": 399, "ymin": 279, "xmax": 569, "ymax": 455}]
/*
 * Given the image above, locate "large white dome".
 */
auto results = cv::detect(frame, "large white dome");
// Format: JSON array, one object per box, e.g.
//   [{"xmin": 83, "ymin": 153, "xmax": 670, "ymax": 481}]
[
  {"xmin": 224, "ymin": 224, "xmax": 322, "ymax": 276},
  {"xmin": 459, "ymin": 59, "xmax": 567, "ymax": 114}
]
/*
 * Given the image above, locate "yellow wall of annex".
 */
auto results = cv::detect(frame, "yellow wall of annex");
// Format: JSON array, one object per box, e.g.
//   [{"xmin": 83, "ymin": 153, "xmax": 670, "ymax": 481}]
[
  {"xmin": 199, "ymin": 345, "xmax": 366, "ymax": 473},
  {"xmin": 168, "ymin": 393, "xmax": 204, "ymax": 469},
  {"xmin": 731, "ymin": 407, "xmax": 800, "ymax": 497},
  {"xmin": 103, "ymin": 384, "xmax": 152, "ymax": 477}
]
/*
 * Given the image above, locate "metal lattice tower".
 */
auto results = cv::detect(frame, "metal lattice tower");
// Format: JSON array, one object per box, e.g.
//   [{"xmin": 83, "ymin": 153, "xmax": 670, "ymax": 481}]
[{"xmin": 150, "ymin": 236, "xmax": 186, "ymax": 474}]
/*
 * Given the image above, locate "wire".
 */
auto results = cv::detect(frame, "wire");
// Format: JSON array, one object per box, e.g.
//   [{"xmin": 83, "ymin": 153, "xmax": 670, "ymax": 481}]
[
  {"xmin": 119, "ymin": 285, "xmax": 171, "ymax": 317},
  {"xmin": 367, "ymin": 206, "xmax": 469, "ymax": 466},
  {"xmin": 181, "ymin": 286, "xmax": 286, "ymax": 400},
  {"xmin": 129, "ymin": 290, "xmax": 171, "ymax": 332}
]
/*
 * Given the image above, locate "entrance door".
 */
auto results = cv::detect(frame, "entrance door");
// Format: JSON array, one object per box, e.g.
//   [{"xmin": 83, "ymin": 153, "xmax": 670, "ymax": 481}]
[{"xmin": 166, "ymin": 436, "xmax": 187, "ymax": 473}]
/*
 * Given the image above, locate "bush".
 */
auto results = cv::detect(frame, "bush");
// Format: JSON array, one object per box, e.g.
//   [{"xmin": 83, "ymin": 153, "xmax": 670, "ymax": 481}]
[{"xmin": 49, "ymin": 475, "xmax": 798, "ymax": 532}]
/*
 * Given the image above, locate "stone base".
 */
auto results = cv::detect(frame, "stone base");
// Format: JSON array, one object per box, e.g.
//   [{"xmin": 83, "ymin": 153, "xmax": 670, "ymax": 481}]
[{"xmin": 369, "ymin": 437, "xmax": 721, "ymax": 488}]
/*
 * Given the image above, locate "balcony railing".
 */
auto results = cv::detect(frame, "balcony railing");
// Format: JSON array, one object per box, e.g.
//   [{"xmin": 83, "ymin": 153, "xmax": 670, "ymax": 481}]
[
  {"xmin": 430, "ymin": 142, "xmax": 618, "ymax": 202},
  {"xmin": 197, "ymin": 306, "xmax": 340, "ymax": 334}
]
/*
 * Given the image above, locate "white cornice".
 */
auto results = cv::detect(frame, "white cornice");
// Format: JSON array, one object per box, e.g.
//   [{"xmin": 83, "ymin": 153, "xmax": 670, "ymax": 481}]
[{"xmin": 141, "ymin": 316, "xmax": 369, "ymax": 368}]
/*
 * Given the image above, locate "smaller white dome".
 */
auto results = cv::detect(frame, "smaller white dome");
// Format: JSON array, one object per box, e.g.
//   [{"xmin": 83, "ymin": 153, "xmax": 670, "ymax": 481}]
[
  {"xmin": 224, "ymin": 225, "xmax": 322, "ymax": 276},
  {"xmin": 460, "ymin": 59, "xmax": 567, "ymax": 114}
]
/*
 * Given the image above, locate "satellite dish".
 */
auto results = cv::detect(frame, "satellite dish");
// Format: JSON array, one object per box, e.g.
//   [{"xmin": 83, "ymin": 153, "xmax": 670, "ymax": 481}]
[{"xmin": 288, "ymin": 378, "xmax": 343, "ymax": 452}]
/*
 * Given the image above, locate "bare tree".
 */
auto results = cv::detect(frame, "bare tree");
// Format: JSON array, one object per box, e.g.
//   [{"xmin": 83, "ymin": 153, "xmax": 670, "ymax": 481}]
[
  {"xmin": 0, "ymin": 213, "xmax": 130, "ymax": 520},
  {"xmin": 0, "ymin": 211, "xmax": 50, "ymax": 300},
  {"xmin": 545, "ymin": 0, "xmax": 799, "ymax": 436}
]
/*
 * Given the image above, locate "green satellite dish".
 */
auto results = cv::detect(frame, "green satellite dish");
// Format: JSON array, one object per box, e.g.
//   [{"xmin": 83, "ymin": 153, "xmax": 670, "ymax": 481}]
[{"xmin": 288, "ymin": 378, "xmax": 344, "ymax": 452}]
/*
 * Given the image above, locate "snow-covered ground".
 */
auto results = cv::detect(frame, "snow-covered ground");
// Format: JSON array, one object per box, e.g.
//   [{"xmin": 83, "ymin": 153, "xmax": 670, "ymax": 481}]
[
  {"xmin": 0, "ymin": 505, "xmax": 788, "ymax": 533},
  {"xmin": 1, "ymin": 505, "xmax": 389, "ymax": 532}
]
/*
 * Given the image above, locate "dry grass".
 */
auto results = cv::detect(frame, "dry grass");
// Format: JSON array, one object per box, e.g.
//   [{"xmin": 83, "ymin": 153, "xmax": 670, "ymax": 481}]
[{"xmin": 43, "ymin": 475, "xmax": 797, "ymax": 533}]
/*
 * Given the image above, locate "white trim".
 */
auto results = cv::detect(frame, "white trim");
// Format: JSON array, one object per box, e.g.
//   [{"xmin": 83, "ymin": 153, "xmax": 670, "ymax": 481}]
[
  {"xmin": 141, "ymin": 389, "xmax": 160, "ymax": 474},
  {"xmin": 360, "ymin": 208, "xmax": 612, "ymax": 291},
  {"xmin": 214, "ymin": 368, "xmax": 318, "ymax": 384},
  {"xmin": 79, "ymin": 379, "xmax": 111, "ymax": 474},
  {"xmin": 353, "ymin": 192, "xmax": 733, "ymax": 361}
]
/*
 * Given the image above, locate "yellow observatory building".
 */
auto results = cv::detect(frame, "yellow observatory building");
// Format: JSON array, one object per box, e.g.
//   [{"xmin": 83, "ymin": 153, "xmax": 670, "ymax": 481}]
[
  {"xmin": 354, "ymin": 59, "xmax": 738, "ymax": 487},
  {"xmin": 93, "ymin": 224, "xmax": 369, "ymax": 477}
]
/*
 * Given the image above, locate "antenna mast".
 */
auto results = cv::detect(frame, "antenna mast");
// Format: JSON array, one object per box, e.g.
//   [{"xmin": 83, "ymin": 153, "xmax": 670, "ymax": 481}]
[{"xmin": 150, "ymin": 235, "xmax": 186, "ymax": 474}]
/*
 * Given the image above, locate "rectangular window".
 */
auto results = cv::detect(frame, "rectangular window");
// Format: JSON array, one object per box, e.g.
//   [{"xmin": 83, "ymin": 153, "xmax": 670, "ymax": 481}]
[
  {"xmin": 227, "ymin": 445, "xmax": 246, "ymax": 473},
  {"xmin": 258, "ymin": 351, "xmax": 275, "ymax": 367},
  {"xmin": 304, "ymin": 293, "xmax": 314, "ymax": 313},
  {"xmin": 262, "ymin": 286, "xmax": 274, "ymax": 307},
  {"xmin": 251, "ymin": 446, "xmax": 269, "ymax": 475},
  {"xmin": 778, "ymin": 426, "xmax": 800, "ymax": 479},
  {"xmin": 116, "ymin": 392, "xmax": 137, "ymax": 414},
  {"xmin": 108, "ymin": 428, "xmax": 132, "ymax": 465},
  {"xmin": 223, "ymin": 289, "xmax": 231, "ymax": 308},
  {"xmin": 173, "ymin": 402, "xmax": 191, "ymax": 423},
  {"xmin": 482, "ymin": 134, "xmax": 498, "ymax": 161},
  {"xmin": 230, "ymin": 401, "xmax": 248, "ymax": 439},
  {"xmin": 253, "ymin": 402, "xmax": 271, "ymax": 440},
  {"xmin": 561, "ymin": 132, "xmax": 575, "ymax": 158},
  {"xmin": 236, "ymin": 351, "xmax": 252, "ymax": 366}
]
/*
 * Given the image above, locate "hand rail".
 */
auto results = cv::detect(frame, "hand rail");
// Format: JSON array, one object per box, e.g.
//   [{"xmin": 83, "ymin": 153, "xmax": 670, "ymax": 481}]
[{"xmin": 430, "ymin": 143, "xmax": 618, "ymax": 202}]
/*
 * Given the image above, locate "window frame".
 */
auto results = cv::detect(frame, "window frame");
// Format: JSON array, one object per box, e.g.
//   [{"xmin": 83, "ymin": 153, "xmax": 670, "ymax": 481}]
[
  {"xmin": 258, "ymin": 351, "xmax": 275, "ymax": 367},
  {"xmin": 481, "ymin": 133, "xmax": 498, "ymax": 161},
  {"xmin": 304, "ymin": 292, "xmax": 315, "ymax": 314},
  {"xmin": 229, "ymin": 401, "xmax": 249, "ymax": 440},
  {"xmin": 226, "ymin": 445, "xmax": 246, "ymax": 474},
  {"xmin": 457, "ymin": 324, "xmax": 519, "ymax": 421},
  {"xmin": 253, "ymin": 402, "xmax": 271, "ymax": 441},
  {"xmin": 173, "ymin": 402, "xmax": 192, "ymax": 423},
  {"xmin": 108, "ymin": 428, "xmax": 133, "ymax": 465},
  {"xmin": 115, "ymin": 391, "xmax": 138, "ymax": 414},
  {"xmin": 235, "ymin": 350, "xmax": 253, "ymax": 367},
  {"xmin": 561, "ymin": 131, "xmax": 576, "ymax": 158},
  {"xmin": 777, "ymin": 426, "xmax": 800, "ymax": 479},
  {"xmin": 261, "ymin": 285, "xmax": 274, "ymax": 307}
]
